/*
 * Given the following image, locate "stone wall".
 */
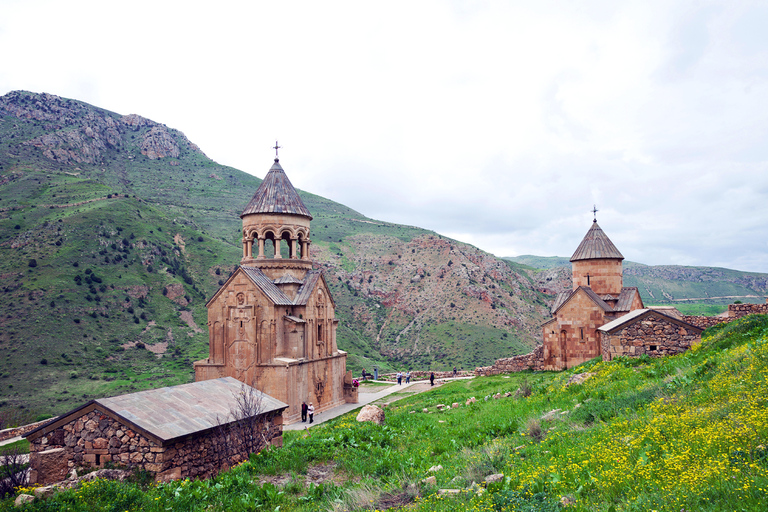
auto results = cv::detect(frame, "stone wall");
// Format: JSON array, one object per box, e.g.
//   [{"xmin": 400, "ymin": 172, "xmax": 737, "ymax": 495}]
[
  {"xmin": 28, "ymin": 407, "xmax": 283, "ymax": 485},
  {"xmin": 0, "ymin": 418, "xmax": 50, "ymax": 442},
  {"xmin": 682, "ymin": 315, "xmax": 728, "ymax": 330},
  {"xmin": 684, "ymin": 300, "xmax": 768, "ymax": 330},
  {"xmin": 475, "ymin": 346, "xmax": 545, "ymax": 376},
  {"xmin": 729, "ymin": 301, "xmax": 768, "ymax": 317},
  {"xmin": 601, "ymin": 317, "xmax": 702, "ymax": 362}
]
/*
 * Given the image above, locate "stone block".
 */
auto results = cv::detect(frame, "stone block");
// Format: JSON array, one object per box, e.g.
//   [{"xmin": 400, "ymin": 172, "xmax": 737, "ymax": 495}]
[
  {"xmin": 155, "ymin": 467, "xmax": 181, "ymax": 483},
  {"xmin": 271, "ymin": 436, "xmax": 283, "ymax": 448},
  {"xmin": 31, "ymin": 447, "xmax": 69, "ymax": 485}
]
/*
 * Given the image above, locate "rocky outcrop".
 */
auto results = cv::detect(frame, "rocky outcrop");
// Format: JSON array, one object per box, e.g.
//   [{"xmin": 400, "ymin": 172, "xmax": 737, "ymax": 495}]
[
  {"xmin": 1, "ymin": 91, "xmax": 204, "ymax": 166},
  {"xmin": 140, "ymin": 126, "xmax": 180, "ymax": 159}
]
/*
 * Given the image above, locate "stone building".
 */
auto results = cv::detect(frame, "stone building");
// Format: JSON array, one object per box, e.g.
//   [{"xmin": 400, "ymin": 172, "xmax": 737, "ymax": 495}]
[
  {"xmin": 24, "ymin": 378, "xmax": 287, "ymax": 485},
  {"xmin": 477, "ymin": 216, "xmax": 707, "ymax": 376},
  {"xmin": 599, "ymin": 308, "xmax": 704, "ymax": 361},
  {"xmin": 194, "ymin": 157, "xmax": 357, "ymax": 423},
  {"xmin": 540, "ymin": 219, "xmax": 644, "ymax": 369}
]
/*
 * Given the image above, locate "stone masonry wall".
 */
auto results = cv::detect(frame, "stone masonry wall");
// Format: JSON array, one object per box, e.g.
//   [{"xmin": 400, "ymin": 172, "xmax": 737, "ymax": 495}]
[
  {"xmin": 684, "ymin": 300, "xmax": 768, "ymax": 330},
  {"xmin": 601, "ymin": 317, "xmax": 702, "ymax": 362},
  {"xmin": 29, "ymin": 408, "xmax": 283, "ymax": 485},
  {"xmin": 475, "ymin": 346, "xmax": 545, "ymax": 376}
]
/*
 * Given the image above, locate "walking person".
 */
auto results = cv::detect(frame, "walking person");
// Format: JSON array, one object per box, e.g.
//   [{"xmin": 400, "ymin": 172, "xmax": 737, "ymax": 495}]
[
  {"xmin": 453, "ymin": 366, "xmax": 458, "ymax": 378},
  {"xmin": 308, "ymin": 402, "xmax": 315, "ymax": 424},
  {"xmin": 301, "ymin": 401, "xmax": 308, "ymax": 422},
  {"xmin": 430, "ymin": 372, "xmax": 435, "ymax": 386},
  {"xmin": 397, "ymin": 371, "xmax": 402, "ymax": 385},
  {"xmin": 405, "ymin": 370, "xmax": 411, "ymax": 384}
]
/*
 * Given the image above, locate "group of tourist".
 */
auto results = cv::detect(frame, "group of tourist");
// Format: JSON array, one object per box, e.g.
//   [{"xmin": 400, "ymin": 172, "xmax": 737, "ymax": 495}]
[{"xmin": 359, "ymin": 369, "xmax": 463, "ymax": 386}]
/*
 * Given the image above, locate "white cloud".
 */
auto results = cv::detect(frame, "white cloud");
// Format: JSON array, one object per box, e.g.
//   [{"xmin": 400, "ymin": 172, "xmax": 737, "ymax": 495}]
[{"xmin": 1, "ymin": 0, "xmax": 767, "ymax": 271}]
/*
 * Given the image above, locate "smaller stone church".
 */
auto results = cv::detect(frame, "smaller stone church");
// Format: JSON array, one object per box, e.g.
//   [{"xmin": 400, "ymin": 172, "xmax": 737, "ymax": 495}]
[
  {"xmin": 194, "ymin": 156, "xmax": 357, "ymax": 423},
  {"xmin": 477, "ymin": 216, "xmax": 705, "ymax": 375}
]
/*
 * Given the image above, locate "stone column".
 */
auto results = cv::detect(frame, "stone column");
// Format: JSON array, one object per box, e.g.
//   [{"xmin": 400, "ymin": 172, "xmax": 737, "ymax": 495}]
[
  {"xmin": 301, "ymin": 241, "xmax": 310, "ymax": 260},
  {"xmin": 274, "ymin": 239, "xmax": 282, "ymax": 259},
  {"xmin": 257, "ymin": 238, "xmax": 265, "ymax": 259},
  {"xmin": 242, "ymin": 239, "xmax": 247, "ymax": 259},
  {"xmin": 246, "ymin": 239, "xmax": 253, "ymax": 258},
  {"xmin": 290, "ymin": 238, "xmax": 298, "ymax": 259}
]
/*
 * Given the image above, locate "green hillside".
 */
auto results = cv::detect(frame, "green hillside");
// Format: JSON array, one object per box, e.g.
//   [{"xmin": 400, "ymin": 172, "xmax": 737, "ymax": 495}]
[
  {"xmin": 0, "ymin": 91, "xmax": 548, "ymax": 419},
  {"xmin": 5, "ymin": 315, "xmax": 768, "ymax": 511},
  {"xmin": 506, "ymin": 256, "xmax": 768, "ymax": 306}
]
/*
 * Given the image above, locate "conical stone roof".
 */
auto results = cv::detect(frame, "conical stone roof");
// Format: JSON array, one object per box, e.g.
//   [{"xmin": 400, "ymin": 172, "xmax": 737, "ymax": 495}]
[
  {"xmin": 570, "ymin": 221, "xmax": 624, "ymax": 262},
  {"xmin": 241, "ymin": 159, "xmax": 313, "ymax": 219}
]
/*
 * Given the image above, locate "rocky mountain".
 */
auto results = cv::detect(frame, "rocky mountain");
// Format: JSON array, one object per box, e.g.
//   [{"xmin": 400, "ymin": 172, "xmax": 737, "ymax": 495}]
[{"xmin": 0, "ymin": 91, "xmax": 550, "ymax": 417}]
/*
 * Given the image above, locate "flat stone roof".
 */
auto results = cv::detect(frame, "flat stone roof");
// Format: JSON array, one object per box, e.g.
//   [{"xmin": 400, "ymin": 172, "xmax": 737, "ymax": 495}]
[{"xmin": 94, "ymin": 377, "xmax": 287, "ymax": 443}]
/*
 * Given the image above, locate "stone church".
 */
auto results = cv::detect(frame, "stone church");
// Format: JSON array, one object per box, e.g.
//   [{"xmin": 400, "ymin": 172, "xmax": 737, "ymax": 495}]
[
  {"xmin": 194, "ymin": 156, "xmax": 356, "ymax": 423},
  {"xmin": 540, "ymin": 218, "xmax": 645, "ymax": 369}
]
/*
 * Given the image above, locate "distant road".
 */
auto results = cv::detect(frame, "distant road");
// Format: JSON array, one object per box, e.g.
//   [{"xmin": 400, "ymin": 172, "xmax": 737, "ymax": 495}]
[{"xmin": 666, "ymin": 295, "xmax": 766, "ymax": 302}]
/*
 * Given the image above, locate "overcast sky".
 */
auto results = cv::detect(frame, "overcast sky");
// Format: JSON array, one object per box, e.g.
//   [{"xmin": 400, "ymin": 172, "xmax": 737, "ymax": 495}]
[{"xmin": 2, "ymin": 1, "xmax": 768, "ymax": 272}]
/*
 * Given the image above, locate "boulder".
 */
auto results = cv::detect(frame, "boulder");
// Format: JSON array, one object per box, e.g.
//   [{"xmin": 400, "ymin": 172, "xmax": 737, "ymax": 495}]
[
  {"xmin": 429, "ymin": 464, "xmax": 443, "ymax": 472},
  {"xmin": 79, "ymin": 469, "xmax": 129, "ymax": 482},
  {"xmin": 540, "ymin": 409, "xmax": 562, "ymax": 421},
  {"xmin": 15, "ymin": 494, "xmax": 35, "ymax": 507},
  {"xmin": 356, "ymin": 405, "xmax": 385, "ymax": 425},
  {"xmin": 565, "ymin": 372, "xmax": 595, "ymax": 387},
  {"xmin": 485, "ymin": 473, "xmax": 504, "ymax": 484},
  {"xmin": 451, "ymin": 403, "xmax": 459, "ymax": 408},
  {"xmin": 422, "ymin": 476, "xmax": 437, "ymax": 486}
]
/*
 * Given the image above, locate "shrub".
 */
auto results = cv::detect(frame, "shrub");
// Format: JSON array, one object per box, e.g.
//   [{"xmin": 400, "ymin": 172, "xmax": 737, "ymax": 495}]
[
  {"xmin": 69, "ymin": 371, "xmax": 78, "ymax": 379},
  {"xmin": 525, "ymin": 417, "xmax": 544, "ymax": 443},
  {"xmin": 28, "ymin": 259, "xmax": 37, "ymax": 268}
]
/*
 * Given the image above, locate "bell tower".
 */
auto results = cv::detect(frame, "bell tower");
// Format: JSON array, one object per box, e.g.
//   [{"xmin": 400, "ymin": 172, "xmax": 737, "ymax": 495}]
[
  {"xmin": 240, "ymin": 156, "xmax": 313, "ymax": 281},
  {"xmin": 570, "ymin": 217, "xmax": 624, "ymax": 296}
]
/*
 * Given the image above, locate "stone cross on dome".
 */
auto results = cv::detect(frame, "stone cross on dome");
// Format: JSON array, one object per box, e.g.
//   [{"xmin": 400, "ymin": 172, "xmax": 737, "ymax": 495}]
[
  {"xmin": 272, "ymin": 141, "xmax": 282, "ymax": 160},
  {"xmin": 592, "ymin": 205, "xmax": 598, "ymax": 222}
]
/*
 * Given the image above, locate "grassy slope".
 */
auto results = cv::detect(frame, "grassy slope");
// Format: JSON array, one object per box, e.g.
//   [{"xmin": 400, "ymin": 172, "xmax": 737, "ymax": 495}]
[{"xmin": 5, "ymin": 314, "xmax": 768, "ymax": 511}]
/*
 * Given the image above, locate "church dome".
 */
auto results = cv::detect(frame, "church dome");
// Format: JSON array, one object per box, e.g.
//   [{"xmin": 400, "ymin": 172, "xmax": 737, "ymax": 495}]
[
  {"xmin": 241, "ymin": 159, "xmax": 313, "ymax": 219},
  {"xmin": 570, "ymin": 221, "xmax": 624, "ymax": 262}
]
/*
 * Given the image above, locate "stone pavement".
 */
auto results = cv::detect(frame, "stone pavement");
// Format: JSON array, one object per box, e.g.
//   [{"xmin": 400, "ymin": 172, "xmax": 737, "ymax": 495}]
[{"xmin": 284, "ymin": 376, "xmax": 473, "ymax": 431}]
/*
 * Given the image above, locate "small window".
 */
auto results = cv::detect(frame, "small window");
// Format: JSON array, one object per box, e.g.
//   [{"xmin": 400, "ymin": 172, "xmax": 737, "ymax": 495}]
[
  {"xmin": 580, "ymin": 328, "xmax": 584, "ymax": 340},
  {"xmin": 649, "ymin": 345, "xmax": 657, "ymax": 351}
]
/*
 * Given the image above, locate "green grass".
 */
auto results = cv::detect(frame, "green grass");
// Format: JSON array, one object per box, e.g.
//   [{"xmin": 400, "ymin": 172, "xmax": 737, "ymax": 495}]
[
  {"xmin": 0, "ymin": 438, "xmax": 28, "ymax": 455},
  {"xmin": 6, "ymin": 314, "xmax": 768, "ymax": 511}
]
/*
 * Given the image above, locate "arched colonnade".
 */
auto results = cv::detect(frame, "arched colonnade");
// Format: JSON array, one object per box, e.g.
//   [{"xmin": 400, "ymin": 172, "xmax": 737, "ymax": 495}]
[{"xmin": 242, "ymin": 226, "xmax": 311, "ymax": 260}]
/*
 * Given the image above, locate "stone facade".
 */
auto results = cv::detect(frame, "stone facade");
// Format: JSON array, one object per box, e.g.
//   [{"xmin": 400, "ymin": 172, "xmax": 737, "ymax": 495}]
[
  {"xmin": 25, "ymin": 377, "xmax": 287, "ymax": 485},
  {"xmin": 26, "ymin": 405, "xmax": 284, "ymax": 485},
  {"xmin": 195, "ymin": 158, "xmax": 355, "ymax": 423},
  {"xmin": 599, "ymin": 310, "xmax": 704, "ymax": 361}
]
